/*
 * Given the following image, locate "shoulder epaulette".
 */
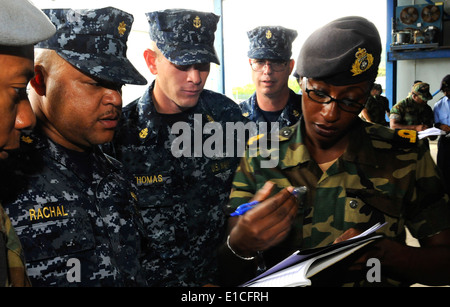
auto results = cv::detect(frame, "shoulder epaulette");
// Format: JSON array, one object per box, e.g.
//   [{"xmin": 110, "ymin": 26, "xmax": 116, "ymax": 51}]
[
  {"xmin": 246, "ymin": 122, "xmax": 298, "ymax": 147},
  {"xmin": 392, "ymin": 129, "xmax": 418, "ymax": 145},
  {"xmin": 366, "ymin": 124, "xmax": 418, "ymax": 147},
  {"xmin": 247, "ymin": 133, "xmax": 265, "ymax": 146}
]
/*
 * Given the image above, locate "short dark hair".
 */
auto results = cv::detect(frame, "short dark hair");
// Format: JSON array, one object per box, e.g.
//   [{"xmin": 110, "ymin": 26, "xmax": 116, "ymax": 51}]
[{"xmin": 441, "ymin": 75, "xmax": 450, "ymax": 92}]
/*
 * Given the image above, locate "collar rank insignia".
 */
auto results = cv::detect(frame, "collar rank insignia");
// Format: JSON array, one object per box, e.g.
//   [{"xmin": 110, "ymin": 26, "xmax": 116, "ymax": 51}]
[
  {"xmin": 193, "ymin": 16, "xmax": 201, "ymax": 29},
  {"xmin": 130, "ymin": 191, "xmax": 138, "ymax": 201},
  {"xmin": 118, "ymin": 21, "xmax": 127, "ymax": 36},
  {"xmin": 21, "ymin": 135, "xmax": 33, "ymax": 144},
  {"xmin": 139, "ymin": 128, "xmax": 148, "ymax": 139},
  {"xmin": 351, "ymin": 48, "xmax": 374, "ymax": 76}
]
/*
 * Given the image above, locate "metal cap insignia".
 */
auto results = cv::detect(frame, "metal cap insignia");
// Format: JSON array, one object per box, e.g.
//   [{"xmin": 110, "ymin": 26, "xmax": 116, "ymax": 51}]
[
  {"xmin": 193, "ymin": 16, "xmax": 201, "ymax": 28},
  {"xmin": 351, "ymin": 48, "xmax": 374, "ymax": 76},
  {"xmin": 118, "ymin": 21, "xmax": 127, "ymax": 36}
]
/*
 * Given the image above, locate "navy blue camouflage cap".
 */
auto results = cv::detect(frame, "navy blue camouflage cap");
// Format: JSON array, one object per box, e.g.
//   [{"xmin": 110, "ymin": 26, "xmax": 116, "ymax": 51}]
[
  {"xmin": 247, "ymin": 26, "xmax": 298, "ymax": 61},
  {"xmin": 146, "ymin": 9, "xmax": 220, "ymax": 65},
  {"xmin": 37, "ymin": 7, "xmax": 147, "ymax": 85},
  {"xmin": 296, "ymin": 16, "xmax": 381, "ymax": 86}
]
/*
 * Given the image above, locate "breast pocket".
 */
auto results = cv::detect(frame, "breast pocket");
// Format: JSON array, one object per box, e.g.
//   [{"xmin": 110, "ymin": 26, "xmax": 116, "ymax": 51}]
[
  {"xmin": 133, "ymin": 172, "xmax": 186, "ymax": 259},
  {"xmin": 439, "ymin": 112, "xmax": 450, "ymax": 124},
  {"xmin": 206, "ymin": 158, "xmax": 239, "ymax": 199},
  {"xmin": 345, "ymin": 188, "xmax": 403, "ymax": 236},
  {"xmin": 13, "ymin": 201, "xmax": 95, "ymax": 263},
  {"xmin": 133, "ymin": 172, "xmax": 171, "ymax": 207}
]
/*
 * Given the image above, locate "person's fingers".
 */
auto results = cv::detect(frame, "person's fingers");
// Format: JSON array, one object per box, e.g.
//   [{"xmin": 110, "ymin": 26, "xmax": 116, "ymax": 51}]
[
  {"xmin": 247, "ymin": 187, "xmax": 296, "ymax": 220},
  {"xmin": 251, "ymin": 181, "xmax": 276, "ymax": 202}
]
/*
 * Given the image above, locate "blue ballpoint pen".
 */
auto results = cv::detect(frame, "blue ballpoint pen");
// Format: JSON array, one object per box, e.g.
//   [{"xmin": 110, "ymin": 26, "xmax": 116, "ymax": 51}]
[
  {"xmin": 230, "ymin": 186, "xmax": 307, "ymax": 217},
  {"xmin": 229, "ymin": 200, "xmax": 259, "ymax": 216}
]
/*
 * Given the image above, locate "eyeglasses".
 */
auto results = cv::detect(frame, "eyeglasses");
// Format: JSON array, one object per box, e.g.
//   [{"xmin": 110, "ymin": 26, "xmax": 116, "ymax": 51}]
[
  {"xmin": 304, "ymin": 78, "xmax": 366, "ymax": 113},
  {"xmin": 250, "ymin": 60, "xmax": 288, "ymax": 72}
]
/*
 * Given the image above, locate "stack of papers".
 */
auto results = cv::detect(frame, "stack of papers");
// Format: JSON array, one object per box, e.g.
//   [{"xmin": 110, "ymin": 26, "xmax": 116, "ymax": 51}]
[{"xmin": 418, "ymin": 127, "xmax": 446, "ymax": 139}]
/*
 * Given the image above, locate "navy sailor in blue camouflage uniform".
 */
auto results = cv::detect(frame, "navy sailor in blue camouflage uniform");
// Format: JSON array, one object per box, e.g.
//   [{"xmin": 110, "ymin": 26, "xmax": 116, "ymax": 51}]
[
  {"xmin": 108, "ymin": 9, "xmax": 248, "ymax": 286},
  {"xmin": 240, "ymin": 26, "xmax": 301, "ymax": 132},
  {"xmin": 0, "ymin": 7, "xmax": 150, "ymax": 286}
]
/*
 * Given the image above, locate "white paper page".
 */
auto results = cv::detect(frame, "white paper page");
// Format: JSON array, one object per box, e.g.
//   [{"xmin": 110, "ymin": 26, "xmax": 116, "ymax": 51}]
[
  {"xmin": 246, "ymin": 259, "xmax": 313, "ymax": 287},
  {"xmin": 418, "ymin": 127, "xmax": 445, "ymax": 139},
  {"xmin": 243, "ymin": 222, "xmax": 386, "ymax": 287},
  {"xmin": 306, "ymin": 240, "xmax": 374, "ymax": 277}
]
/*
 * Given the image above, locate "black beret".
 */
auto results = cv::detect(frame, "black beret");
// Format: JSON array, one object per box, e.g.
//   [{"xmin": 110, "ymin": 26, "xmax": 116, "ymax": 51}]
[{"xmin": 296, "ymin": 16, "xmax": 381, "ymax": 86}]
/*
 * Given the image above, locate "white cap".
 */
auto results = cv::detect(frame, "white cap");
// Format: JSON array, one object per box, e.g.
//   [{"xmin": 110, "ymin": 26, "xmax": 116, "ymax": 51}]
[{"xmin": 0, "ymin": 0, "xmax": 56, "ymax": 46}]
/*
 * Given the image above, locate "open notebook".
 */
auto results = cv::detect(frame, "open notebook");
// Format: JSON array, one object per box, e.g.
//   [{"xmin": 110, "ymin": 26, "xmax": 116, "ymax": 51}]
[{"xmin": 242, "ymin": 222, "xmax": 386, "ymax": 287}]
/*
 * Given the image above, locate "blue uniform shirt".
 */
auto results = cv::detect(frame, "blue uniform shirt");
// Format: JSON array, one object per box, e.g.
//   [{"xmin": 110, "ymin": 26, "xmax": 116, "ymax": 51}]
[
  {"xmin": 434, "ymin": 96, "xmax": 450, "ymax": 126},
  {"xmin": 1, "ymin": 130, "xmax": 148, "ymax": 286},
  {"xmin": 239, "ymin": 89, "xmax": 301, "ymax": 131},
  {"xmin": 109, "ymin": 81, "xmax": 248, "ymax": 286}
]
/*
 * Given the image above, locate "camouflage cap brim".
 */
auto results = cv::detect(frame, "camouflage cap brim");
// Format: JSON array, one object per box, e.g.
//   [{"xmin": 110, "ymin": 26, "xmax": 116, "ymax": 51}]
[
  {"xmin": 417, "ymin": 93, "xmax": 433, "ymax": 102},
  {"xmin": 248, "ymin": 48, "xmax": 291, "ymax": 61},
  {"xmin": 157, "ymin": 42, "xmax": 220, "ymax": 66},
  {"xmin": 247, "ymin": 26, "xmax": 297, "ymax": 61},
  {"xmin": 56, "ymin": 49, "xmax": 147, "ymax": 85}
]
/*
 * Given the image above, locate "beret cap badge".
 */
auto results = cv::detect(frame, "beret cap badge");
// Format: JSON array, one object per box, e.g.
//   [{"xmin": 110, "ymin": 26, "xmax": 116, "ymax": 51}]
[{"xmin": 351, "ymin": 48, "xmax": 374, "ymax": 76}]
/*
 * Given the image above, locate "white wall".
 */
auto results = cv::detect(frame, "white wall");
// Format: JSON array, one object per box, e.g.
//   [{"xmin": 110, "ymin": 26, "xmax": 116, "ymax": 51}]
[{"xmin": 395, "ymin": 0, "xmax": 450, "ymax": 107}]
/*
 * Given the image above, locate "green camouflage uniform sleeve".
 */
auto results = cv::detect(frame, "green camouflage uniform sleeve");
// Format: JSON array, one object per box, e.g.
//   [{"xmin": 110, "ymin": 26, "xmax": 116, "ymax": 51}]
[
  {"xmin": 227, "ymin": 120, "xmax": 450, "ymax": 286},
  {"xmin": 389, "ymin": 99, "xmax": 405, "ymax": 121},
  {"xmin": 0, "ymin": 205, "xmax": 30, "ymax": 287},
  {"xmin": 405, "ymin": 139, "xmax": 450, "ymax": 238}
]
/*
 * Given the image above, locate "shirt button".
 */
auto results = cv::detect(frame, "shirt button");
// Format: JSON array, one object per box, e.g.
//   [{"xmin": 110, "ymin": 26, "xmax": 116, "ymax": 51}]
[
  {"xmin": 280, "ymin": 128, "xmax": 291, "ymax": 137},
  {"xmin": 349, "ymin": 200, "xmax": 358, "ymax": 209}
]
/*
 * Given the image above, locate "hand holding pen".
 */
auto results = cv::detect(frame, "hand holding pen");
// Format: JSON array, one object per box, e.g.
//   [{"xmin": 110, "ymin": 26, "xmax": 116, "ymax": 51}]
[
  {"xmin": 230, "ymin": 186, "xmax": 307, "ymax": 216},
  {"xmin": 227, "ymin": 182, "xmax": 306, "ymax": 258}
]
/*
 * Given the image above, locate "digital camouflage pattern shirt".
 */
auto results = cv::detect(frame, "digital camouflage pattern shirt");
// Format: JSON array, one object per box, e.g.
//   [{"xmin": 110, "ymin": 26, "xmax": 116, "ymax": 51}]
[
  {"xmin": 228, "ymin": 119, "xmax": 450, "ymax": 286},
  {"xmin": 0, "ymin": 130, "xmax": 148, "ymax": 286},
  {"xmin": 239, "ymin": 89, "xmax": 302, "ymax": 131},
  {"xmin": 110, "ymin": 82, "xmax": 248, "ymax": 286}
]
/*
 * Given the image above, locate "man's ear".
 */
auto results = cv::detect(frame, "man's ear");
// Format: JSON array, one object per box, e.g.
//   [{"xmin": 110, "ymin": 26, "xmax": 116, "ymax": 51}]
[
  {"xmin": 289, "ymin": 59, "xmax": 295, "ymax": 74},
  {"xmin": 144, "ymin": 49, "xmax": 158, "ymax": 75},
  {"xmin": 30, "ymin": 67, "xmax": 46, "ymax": 96}
]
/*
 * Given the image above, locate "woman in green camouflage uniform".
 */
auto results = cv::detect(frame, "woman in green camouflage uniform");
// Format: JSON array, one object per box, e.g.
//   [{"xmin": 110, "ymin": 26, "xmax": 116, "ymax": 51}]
[{"xmin": 221, "ymin": 16, "xmax": 450, "ymax": 287}]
